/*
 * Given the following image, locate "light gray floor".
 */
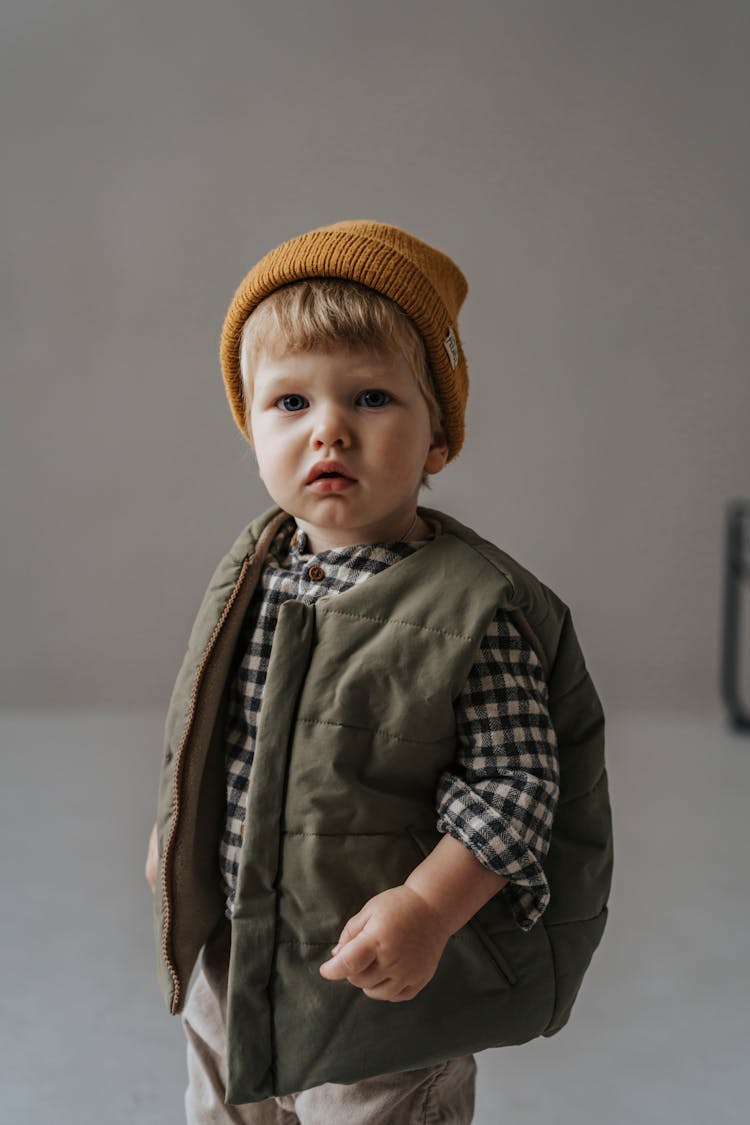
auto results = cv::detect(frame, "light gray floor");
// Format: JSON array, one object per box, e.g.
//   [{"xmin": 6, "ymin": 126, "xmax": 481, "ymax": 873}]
[{"xmin": 1, "ymin": 709, "xmax": 748, "ymax": 1124}]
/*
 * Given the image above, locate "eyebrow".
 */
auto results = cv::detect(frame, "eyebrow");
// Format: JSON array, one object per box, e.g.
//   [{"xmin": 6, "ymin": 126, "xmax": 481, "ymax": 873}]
[{"xmin": 258, "ymin": 373, "xmax": 307, "ymax": 388}]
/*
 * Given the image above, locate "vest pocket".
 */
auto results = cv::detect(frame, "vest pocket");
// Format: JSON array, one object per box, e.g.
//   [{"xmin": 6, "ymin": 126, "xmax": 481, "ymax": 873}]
[{"xmin": 405, "ymin": 825, "xmax": 519, "ymax": 988}]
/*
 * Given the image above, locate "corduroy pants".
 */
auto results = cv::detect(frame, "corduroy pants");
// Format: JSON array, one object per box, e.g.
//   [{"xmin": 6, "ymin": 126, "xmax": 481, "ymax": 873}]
[{"xmin": 182, "ymin": 917, "xmax": 477, "ymax": 1124}]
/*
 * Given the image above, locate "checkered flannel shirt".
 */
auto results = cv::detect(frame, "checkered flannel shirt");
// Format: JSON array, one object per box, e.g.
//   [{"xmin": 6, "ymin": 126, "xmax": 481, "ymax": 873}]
[{"xmin": 220, "ymin": 515, "xmax": 560, "ymax": 932}]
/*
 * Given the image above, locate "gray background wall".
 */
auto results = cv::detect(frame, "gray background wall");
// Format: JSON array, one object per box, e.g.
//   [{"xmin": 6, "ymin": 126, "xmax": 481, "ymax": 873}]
[{"xmin": 3, "ymin": 0, "xmax": 749, "ymax": 718}]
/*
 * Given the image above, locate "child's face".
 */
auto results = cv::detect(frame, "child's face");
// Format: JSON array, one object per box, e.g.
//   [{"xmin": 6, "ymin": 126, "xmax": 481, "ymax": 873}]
[{"xmin": 248, "ymin": 346, "xmax": 448, "ymax": 552}]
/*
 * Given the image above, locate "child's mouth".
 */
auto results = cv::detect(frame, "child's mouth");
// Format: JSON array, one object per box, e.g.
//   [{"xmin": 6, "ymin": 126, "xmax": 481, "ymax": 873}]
[
  {"xmin": 305, "ymin": 459, "xmax": 358, "ymax": 490},
  {"xmin": 307, "ymin": 473, "xmax": 356, "ymax": 493}
]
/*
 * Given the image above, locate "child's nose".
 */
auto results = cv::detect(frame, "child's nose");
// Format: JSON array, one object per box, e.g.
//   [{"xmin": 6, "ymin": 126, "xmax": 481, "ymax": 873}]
[{"xmin": 310, "ymin": 403, "xmax": 351, "ymax": 447}]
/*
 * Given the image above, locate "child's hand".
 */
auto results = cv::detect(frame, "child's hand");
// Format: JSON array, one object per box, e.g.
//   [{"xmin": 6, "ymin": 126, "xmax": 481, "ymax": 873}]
[
  {"xmin": 318, "ymin": 885, "xmax": 450, "ymax": 1002},
  {"xmin": 145, "ymin": 822, "xmax": 158, "ymax": 893}
]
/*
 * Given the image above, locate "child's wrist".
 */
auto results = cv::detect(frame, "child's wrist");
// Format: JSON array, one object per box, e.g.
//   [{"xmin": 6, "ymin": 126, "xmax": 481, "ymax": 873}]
[{"xmin": 404, "ymin": 833, "xmax": 509, "ymax": 937}]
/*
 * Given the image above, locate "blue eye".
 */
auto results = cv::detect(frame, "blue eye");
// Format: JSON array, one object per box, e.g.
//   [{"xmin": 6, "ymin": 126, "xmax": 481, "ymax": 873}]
[
  {"xmin": 358, "ymin": 389, "xmax": 391, "ymax": 408},
  {"xmin": 277, "ymin": 394, "xmax": 308, "ymax": 412}
]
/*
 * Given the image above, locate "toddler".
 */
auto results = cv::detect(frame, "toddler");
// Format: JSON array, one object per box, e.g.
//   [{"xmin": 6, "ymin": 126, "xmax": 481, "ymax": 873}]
[{"xmin": 146, "ymin": 220, "xmax": 613, "ymax": 1124}]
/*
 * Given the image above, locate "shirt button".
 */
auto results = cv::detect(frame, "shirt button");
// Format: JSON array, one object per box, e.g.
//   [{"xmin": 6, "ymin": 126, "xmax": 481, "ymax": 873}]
[{"xmin": 308, "ymin": 564, "xmax": 325, "ymax": 581}]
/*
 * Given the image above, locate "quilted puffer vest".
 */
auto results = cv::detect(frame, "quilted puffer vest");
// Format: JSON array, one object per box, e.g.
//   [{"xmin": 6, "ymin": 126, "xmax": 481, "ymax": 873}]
[{"xmin": 153, "ymin": 505, "xmax": 613, "ymax": 1103}]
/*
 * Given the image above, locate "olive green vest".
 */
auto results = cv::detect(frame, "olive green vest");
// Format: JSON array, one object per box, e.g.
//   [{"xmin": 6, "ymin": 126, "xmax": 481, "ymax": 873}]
[{"xmin": 153, "ymin": 505, "xmax": 613, "ymax": 1104}]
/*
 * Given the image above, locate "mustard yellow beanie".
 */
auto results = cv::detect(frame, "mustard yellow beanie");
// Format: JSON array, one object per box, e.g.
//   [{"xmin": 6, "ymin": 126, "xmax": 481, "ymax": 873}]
[{"xmin": 219, "ymin": 219, "xmax": 469, "ymax": 461}]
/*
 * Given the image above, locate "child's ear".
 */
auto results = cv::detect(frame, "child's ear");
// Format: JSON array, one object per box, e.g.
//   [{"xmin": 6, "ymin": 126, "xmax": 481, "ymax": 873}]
[{"xmin": 424, "ymin": 432, "xmax": 449, "ymax": 476}]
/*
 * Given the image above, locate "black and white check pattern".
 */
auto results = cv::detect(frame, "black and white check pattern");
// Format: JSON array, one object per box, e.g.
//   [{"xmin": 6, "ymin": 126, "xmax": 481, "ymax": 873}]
[{"xmin": 220, "ymin": 516, "xmax": 560, "ymax": 931}]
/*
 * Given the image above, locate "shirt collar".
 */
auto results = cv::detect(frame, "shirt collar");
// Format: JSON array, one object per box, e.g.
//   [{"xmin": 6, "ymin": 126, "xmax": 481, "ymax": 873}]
[
  {"xmin": 284, "ymin": 513, "xmax": 442, "ymax": 562},
  {"xmin": 289, "ymin": 526, "xmax": 309, "ymax": 557}
]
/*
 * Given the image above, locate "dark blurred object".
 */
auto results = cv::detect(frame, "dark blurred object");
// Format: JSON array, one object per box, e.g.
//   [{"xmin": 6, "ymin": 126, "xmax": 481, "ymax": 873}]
[{"xmin": 721, "ymin": 500, "xmax": 750, "ymax": 731}]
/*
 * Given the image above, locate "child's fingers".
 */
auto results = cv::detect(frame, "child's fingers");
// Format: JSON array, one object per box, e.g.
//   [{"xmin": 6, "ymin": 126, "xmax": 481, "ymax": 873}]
[
  {"xmin": 145, "ymin": 823, "xmax": 159, "ymax": 892},
  {"xmin": 336, "ymin": 910, "xmax": 368, "ymax": 948},
  {"xmin": 319, "ymin": 932, "xmax": 377, "ymax": 979}
]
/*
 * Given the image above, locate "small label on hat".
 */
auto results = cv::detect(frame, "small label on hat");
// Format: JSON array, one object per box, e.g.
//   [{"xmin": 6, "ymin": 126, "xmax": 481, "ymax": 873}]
[{"xmin": 443, "ymin": 326, "xmax": 459, "ymax": 369}]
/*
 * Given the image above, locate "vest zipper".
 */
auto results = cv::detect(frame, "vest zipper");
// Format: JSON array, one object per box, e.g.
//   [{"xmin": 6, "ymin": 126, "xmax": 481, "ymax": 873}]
[{"xmin": 160, "ymin": 552, "xmax": 256, "ymax": 1014}]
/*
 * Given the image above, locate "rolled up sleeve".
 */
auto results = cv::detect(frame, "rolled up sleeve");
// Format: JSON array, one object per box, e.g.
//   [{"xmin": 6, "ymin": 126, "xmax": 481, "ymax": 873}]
[{"xmin": 435, "ymin": 608, "xmax": 560, "ymax": 932}]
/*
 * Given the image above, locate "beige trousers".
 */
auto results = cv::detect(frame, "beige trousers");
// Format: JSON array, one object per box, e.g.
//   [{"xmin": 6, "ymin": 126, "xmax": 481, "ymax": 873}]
[{"xmin": 182, "ymin": 918, "xmax": 477, "ymax": 1124}]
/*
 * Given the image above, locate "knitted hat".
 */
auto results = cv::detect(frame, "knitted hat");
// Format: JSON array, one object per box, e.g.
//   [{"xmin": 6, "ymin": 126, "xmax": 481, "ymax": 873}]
[{"xmin": 219, "ymin": 219, "xmax": 469, "ymax": 461}]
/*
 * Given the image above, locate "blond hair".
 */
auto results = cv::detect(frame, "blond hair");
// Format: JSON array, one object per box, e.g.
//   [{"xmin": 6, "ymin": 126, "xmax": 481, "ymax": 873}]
[{"xmin": 239, "ymin": 279, "xmax": 445, "ymax": 444}]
